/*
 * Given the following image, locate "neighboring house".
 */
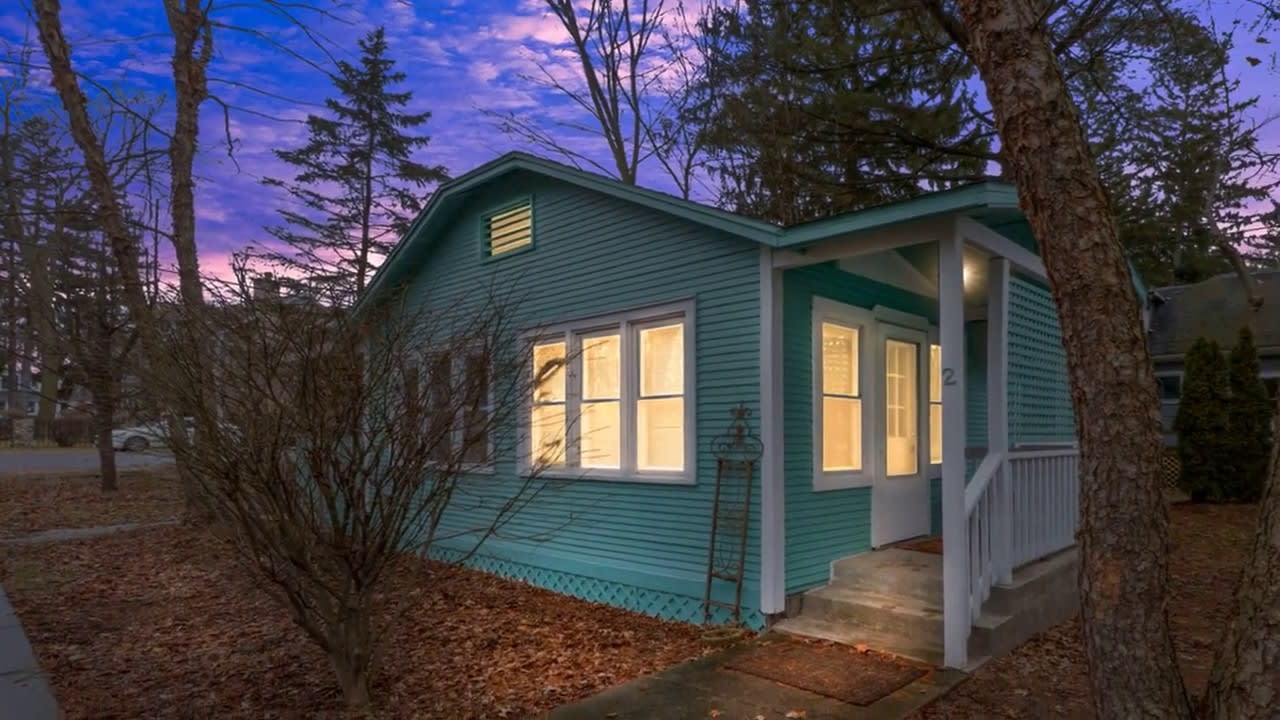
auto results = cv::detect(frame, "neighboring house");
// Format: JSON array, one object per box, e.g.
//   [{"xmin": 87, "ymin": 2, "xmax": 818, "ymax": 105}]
[
  {"xmin": 358, "ymin": 153, "xmax": 1081, "ymax": 670},
  {"xmin": 1149, "ymin": 270, "xmax": 1280, "ymax": 445},
  {"xmin": 0, "ymin": 374, "xmax": 39, "ymax": 416}
]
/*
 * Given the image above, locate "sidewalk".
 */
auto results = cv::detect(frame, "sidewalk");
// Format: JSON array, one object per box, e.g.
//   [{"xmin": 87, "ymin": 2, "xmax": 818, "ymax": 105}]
[
  {"xmin": 0, "ymin": 583, "xmax": 59, "ymax": 720},
  {"xmin": 547, "ymin": 635, "xmax": 965, "ymax": 720}
]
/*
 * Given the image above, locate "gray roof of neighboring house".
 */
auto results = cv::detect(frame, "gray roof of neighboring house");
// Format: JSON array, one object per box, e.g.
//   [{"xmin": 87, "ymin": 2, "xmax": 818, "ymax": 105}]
[{"xmin": 1149, "ymin": 269, "xmax": 1280, "ymax": 357}]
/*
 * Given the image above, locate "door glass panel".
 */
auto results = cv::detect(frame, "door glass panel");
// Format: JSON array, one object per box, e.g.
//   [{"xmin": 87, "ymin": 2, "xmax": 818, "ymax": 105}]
[{"xmin": 886, "ymin": 339, "xmax": 919, "ymax": 476}]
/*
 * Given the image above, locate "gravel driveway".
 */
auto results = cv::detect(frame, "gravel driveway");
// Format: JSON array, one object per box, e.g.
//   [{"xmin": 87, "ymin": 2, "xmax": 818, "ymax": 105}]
[{"xmin": 0, "ymin": 449, "xmax": 174, "ymax": 475}]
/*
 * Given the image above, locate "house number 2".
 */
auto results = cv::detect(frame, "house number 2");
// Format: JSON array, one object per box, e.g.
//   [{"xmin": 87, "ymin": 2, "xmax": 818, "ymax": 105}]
[{"xmin": 942, "ymin": 368, "xmax": 957, "ymax": 386}]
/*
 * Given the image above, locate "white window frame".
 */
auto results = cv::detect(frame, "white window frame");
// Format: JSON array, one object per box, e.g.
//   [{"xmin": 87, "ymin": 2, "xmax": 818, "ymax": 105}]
[
  {"xmin": 813, "ymin": 297, "xmax": 876, "ymax": 491},
  {"xmin": 521, "ymin": 299, "xmax": 696, "ymax": 485}
]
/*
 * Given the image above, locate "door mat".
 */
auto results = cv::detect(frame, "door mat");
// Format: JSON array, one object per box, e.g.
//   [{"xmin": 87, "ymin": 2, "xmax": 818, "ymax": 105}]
[
  {"xmin": 725, "ymin": 638, "xmax": 928, "ymax": 706},
  {"xmin": 898, "ymin": 536, "xmax": 943, "ymax": 554}
]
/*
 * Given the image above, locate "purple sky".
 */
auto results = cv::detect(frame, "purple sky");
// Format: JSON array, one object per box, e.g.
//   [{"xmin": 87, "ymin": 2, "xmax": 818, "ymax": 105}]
[{"xmin": 1, "ymin": 0, "xmax": 1277, "ymax": 279}]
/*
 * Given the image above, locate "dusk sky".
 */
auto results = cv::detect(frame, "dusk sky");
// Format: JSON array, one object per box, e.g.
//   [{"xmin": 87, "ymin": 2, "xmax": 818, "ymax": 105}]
[{"xmin": 2, "ymin": 0, "xmax": 1277, "ymax": 279}]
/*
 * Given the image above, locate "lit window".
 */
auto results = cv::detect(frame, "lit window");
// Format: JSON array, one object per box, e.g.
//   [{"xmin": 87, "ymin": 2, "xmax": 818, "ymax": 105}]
[
  {"xmin": 821, "ymin": 322, "xmax": 862, "ymax": 471},
  {"xmin": 930, "ymin": 344, "xmax": 942, "ymax": 465},
  {"xmin": 638, "ymin": 323, "xmax": 684, "ymax": 471},
  {"xmin": 581, "ymin": 334, "xmax": 622, "ymax": 468},
  {"xmin": 527, "ymin": 305, "xmax": 691, "ymax": 481},
  {"xmin": 485, "ymin": 201, "xmax": 532, "ymax": 256},
  {"xmin": 531, "ymin": 341, "xmax": 567, "ymax": 465},
  {"xmin": 886, "ymin": 339, "xmax": 919, "ymax": 476}
]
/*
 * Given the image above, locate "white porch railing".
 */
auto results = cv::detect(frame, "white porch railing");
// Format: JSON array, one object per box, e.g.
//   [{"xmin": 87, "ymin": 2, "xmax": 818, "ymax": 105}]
[
  {"xmin": 1007, "ymin": 448, "xmax": 1080, "ymax": 569},
  {"xmin": 963, "ymin": 446, "xmax": 1079, "ymax": 625}
]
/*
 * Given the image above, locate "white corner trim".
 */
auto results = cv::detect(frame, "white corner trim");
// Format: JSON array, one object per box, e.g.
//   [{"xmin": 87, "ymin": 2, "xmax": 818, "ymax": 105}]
[{"xmin": 759, "ymin": 247, "xmax": 786, "ymax": 615}]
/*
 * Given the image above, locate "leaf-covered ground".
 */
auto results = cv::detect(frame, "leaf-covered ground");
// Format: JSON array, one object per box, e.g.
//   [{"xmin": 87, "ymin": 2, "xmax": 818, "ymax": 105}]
[
  {"xmin": 0, "ymin": 526, "xmax": 710, "ymax": 719},
  {"xmin": 0, "ymin": 469, "xmax": 183, "ymax": 539},
  {"xmin": 915, "ymin": 502, "xmax": 1257, "ymax": 719}
]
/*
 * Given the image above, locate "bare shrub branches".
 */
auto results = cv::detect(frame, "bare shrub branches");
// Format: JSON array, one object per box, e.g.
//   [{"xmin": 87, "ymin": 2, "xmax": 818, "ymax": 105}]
[{"xmin": 154, "ymin": 276, "xmax": 555, "ymax": 711}]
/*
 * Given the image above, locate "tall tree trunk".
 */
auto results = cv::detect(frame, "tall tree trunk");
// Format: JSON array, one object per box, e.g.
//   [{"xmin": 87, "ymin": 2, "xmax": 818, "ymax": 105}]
[
  {"xmin": 949, "ymin": 0, "xmax": 1193, "ymax": 716},
  {"xmin": 32, "ymin": 0, "xmax": 153, "ymax": 349},
  {"xmin": 162, "ymin": 0, "xmax": 215, "ymax": 524},
  {"xmin": 1203, "ymin": 393, "xmax": 1280, "ymax": 717},
  {"xmin": 162, "ymin": 0, "xmax": 209, "ymax": 310},
  {"xmin": 93, "ymin": 386, "xmax": 118, "ymax": 492}
]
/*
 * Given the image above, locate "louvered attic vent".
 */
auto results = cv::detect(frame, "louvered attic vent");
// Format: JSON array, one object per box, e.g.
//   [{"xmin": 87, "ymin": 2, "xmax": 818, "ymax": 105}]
[{"xmin": 485, "ymin": 201, "xmax": 533, "ymax": 257}]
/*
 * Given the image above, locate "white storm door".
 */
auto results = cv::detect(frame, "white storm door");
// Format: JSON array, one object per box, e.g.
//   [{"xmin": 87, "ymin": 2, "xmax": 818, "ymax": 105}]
[{"xmin": 872, "ymin": 324, "xmax": 931, "ymax": 547}]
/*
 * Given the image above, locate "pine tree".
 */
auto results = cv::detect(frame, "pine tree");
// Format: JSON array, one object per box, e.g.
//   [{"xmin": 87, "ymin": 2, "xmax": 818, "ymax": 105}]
[
  {"xmin": 1227, "ymin": 326, "xmax": 1273, "ymax": 501},
  {"xmin": 1175, "ymin": 338, "xmax": 1232, "ymax": 502},
  {"xmin": 694, "ymin": 0, "xmax": 992, "ymax": 224},
  {"xmin": 263, "ymin": 27, "xmax": 448, "ymax": 303}
]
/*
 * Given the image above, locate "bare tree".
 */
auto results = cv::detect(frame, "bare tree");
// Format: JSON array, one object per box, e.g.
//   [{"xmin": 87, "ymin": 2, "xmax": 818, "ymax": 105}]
[
  {"xmin": 154, "ymin": 276, "xmax": 558, "ymax": 712},
  {"xmin": 486, "ymin": 0, "xmax": 706, "ymax": 196}
]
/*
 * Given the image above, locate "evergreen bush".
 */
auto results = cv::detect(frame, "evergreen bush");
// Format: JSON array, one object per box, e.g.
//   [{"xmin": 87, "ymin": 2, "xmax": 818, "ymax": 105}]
[
  {"xmin": 1227, "ymin": 327, "xmax": 1273, "ymax": 501},
  {"xmin": 1174, "ymin": 338, "xmax": 1231, "ymax": 501}
]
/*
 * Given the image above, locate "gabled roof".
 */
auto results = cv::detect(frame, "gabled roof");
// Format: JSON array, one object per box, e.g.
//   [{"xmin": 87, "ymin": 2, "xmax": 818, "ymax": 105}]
[
  {"xmin": 1149, "ymin": 270, "xmax": 1280, "ymax": 357},
  {"xmin": 357, "ymin": 151, "xmax": 1021, "ymax": 312}
]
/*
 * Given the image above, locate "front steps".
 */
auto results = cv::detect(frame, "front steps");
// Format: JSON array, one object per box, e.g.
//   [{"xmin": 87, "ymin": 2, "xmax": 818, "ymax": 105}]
[{"xmin": 774, "ymin": 546, "xmax": 1079, "ymax": 668}]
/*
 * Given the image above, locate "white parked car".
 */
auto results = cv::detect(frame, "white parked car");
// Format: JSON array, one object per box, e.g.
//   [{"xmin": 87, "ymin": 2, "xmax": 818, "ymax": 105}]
[{"xmin": 112, "ymin": 417, "xmax": 194, "ymax": 452}]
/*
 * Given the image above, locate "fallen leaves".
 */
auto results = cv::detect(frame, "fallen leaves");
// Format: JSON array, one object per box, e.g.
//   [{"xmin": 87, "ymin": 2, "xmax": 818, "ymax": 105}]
[
  {"xmin": 785, "ymin": 710, "xmax": 807, "ymax": 718},
  {"xmin": 0, "ymin": 470, "xmax": 182, "ymax": 538},
  {"xmin": 1, "ymin": 525, "xmax": 712, "ymax": 719},
  {"xmin": 914, "ymin": 502, "xmax": 1258, "ymax": 719}
]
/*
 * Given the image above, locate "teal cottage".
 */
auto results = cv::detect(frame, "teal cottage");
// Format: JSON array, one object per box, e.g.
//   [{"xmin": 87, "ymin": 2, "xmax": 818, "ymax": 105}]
[{"xmin": 358, "ymin": 153, "xmax": 1081, "ymax": 670}]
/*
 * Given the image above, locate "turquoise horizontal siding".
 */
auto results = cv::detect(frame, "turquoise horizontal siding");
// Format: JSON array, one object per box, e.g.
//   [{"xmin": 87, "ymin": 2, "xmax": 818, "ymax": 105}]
[
  {"xmin": 398, "ymin": 170, "xmax": 763, "ymax": 626},
  {"xmin": 1009, "ymin": 277, "xmax": 1075, "ymax": 444},
  {"xmin": 781, "ymin": 262, "xmax": 937, "ymax": 594}
]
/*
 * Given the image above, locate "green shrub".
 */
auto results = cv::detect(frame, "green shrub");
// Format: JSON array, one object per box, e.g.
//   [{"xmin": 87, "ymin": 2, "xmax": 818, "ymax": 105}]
[
  {"xmin": 1174, "ymin": 338, "xmax": 1231, "ymax": 501},
  {"xmin": 1227, "ymin": 327, "xmax": 1273, "ymax": 501}
]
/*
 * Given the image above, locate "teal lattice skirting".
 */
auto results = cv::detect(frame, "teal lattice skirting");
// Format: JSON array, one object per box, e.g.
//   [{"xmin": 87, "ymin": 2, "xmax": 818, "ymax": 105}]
[{"xmin": 432, "ymin": 545, "xmax": 765, "ymax": 630}]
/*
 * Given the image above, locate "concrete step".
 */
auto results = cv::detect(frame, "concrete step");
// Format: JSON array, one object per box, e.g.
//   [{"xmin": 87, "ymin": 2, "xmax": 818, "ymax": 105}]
[
  {"xmin": 967, "ymin": 610, "xmax": 1016, "ymax": 659},
  {"xmin": 830, "ymin": 548, "xmax": 944, "ymax": 604},
  {"xmin": 773, "ymin": 615, "xmax": 945, "ymax": 666},
  {"xmin": 801, "ymin": 585, "xmax": 944, "ymax": 639}
]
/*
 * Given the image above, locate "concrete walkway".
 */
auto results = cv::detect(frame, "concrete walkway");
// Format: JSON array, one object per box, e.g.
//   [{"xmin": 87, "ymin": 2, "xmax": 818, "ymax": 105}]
[
  {"xmin": 0, "ymin": 521, "xmax": 178, "ymax": 546},
  {"xmin": 547, "ymin": 635, "xmax": 965, "ymax": 720},
  {"xmin": 0, "ymin": 584, "xmax": 59, "ymax": 720}
]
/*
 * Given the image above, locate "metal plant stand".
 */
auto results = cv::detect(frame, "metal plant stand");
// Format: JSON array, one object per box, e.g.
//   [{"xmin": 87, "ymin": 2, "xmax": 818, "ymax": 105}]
[{"xmin": 703, "ymin": 403, "xmax": 763, "ymax": 625}]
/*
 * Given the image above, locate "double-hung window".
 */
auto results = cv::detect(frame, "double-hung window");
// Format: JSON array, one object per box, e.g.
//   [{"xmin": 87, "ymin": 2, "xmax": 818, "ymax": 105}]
[
  {"xmin": 814, "ymin": 299, "xmax": 872, "ymax": 489},
  {"xmin": 528, "ymin": 302, "xmax": 693, "ymax": 483},
  {"xmin": 423, "ymin": 350, "xmax": 492, "ymax": 468}
]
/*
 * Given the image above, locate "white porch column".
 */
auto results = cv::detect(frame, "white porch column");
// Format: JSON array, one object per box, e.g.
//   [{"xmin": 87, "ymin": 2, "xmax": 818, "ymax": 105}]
[
  {"xmin": 940, "ymin": 229, "xmax": 968, "ymax": 669},
  {"xmin": 987, "ymin": 257, "xmax": 1012, "ymax": 584},
  {"xmin": 759, "ymin": 247, "xmax": 786, "ymax": 615}
]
